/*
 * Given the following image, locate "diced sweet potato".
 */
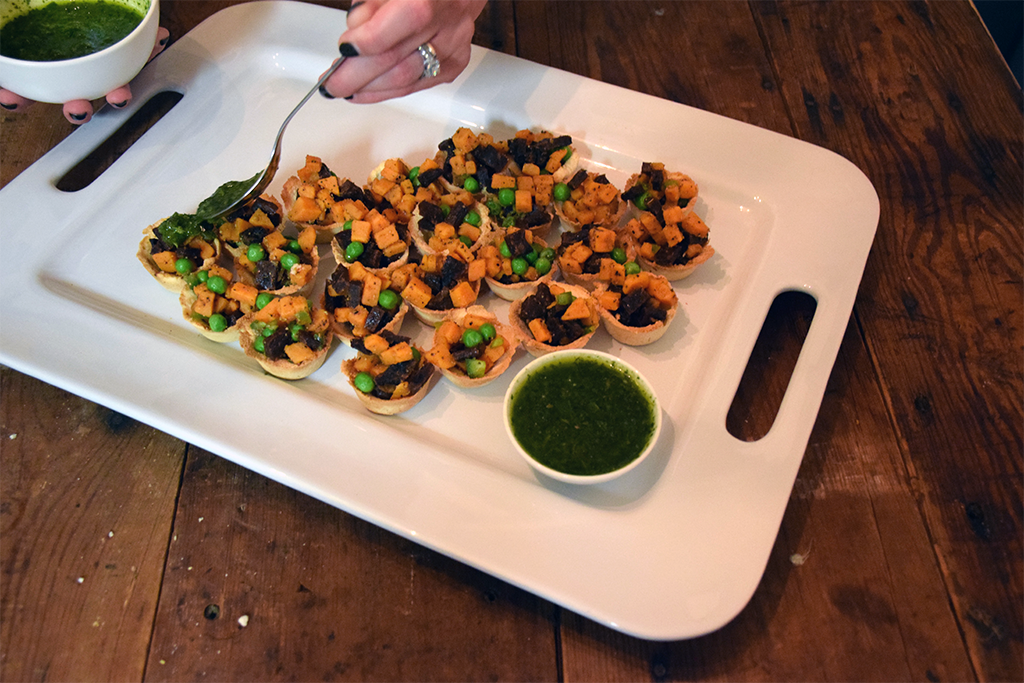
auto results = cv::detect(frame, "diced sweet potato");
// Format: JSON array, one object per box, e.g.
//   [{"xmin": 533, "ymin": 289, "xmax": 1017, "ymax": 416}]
[
  {"xmin": 227, "ymin": 282, "xmax": 258, "ymax": 308},
  {"xmin": 373, "ymin": 223, "xmax": 402, "ymax": 250},
  {"xmin": 491, "ymin": 174, "xmax": 516, "ymax": 189},
  {"xmin": 289, "ymin": 195, "xmax": 323, "ymax": 223},
  {"xmin": 361, "ymin": 274, "xmax": 382, "ymax": 307},
  {"xmin": 448, "ymin": 281, "xmax": 478, "ymax": 308},
  {"xmin": 528, "ymin": 318, "xmax": 552, "ymax": 343},
  {"xmin": 401, "ymin": 276, "xmax": 434, "ymax": 309},
  {"xmin": 435, "ymin": 320, "xmax": 463, "ymax": 346},
  {"xmin": 362, "ymin": 333, "xmax": 390, "ymax": 355},
  {"xmin": 285, "ymin": 342, "xmax": 316, "ymax": 365},
  {"xmin": 597, "ymin": 290, "xmax": 621, "ymax": 311},
  {"xmin": 350, "ymin": 220, "xmax": 372, "ymax": 243},
  {"xmin": 681, "ymin": 212, "xmax": 709, "ymax": 238},
  {"xmin": 451, "ymin": 127, "xmax": 479, "ymax": 154},
  {"xmin": 662, "ymin": 224, "xmax": 685, "ymax": 248},
  {"xmin": 589, "ymin": 227, "xmax": 617, "ymax": 253},
  {"xmin": 514, "ymin": 190, "xmax": 533, "ymax": 214},
  {"xmin": 561, "ymin": 297, "xmax": 591, "ymax": 321},
  {"xmin": 151, "ymin": 251, "xmax": 178, "ymax": 273},
  {"xmin": 191, "ymin": 284, "xmax": 216, "ymax": 318},
  {"xmin": 424, "ymin": 344, "xmax": 456, "ymax": 370},
  {"xmin": 662, "ymin": 205, "xmax": 686, "ymax": 225},
  {"xmin": 297, "ymin": 227, "xmax": 317, "ymax": 253},
  {"xmin": 263, "ymin": 230, "xmax": 288, "ymax": 252},
  {"xmin": 380, "ymin": 341, "xmax": 414, "ymax": 366},
  {"xmin": 296, "ymin": 155, "xmax": 323, "ymax": 183}
]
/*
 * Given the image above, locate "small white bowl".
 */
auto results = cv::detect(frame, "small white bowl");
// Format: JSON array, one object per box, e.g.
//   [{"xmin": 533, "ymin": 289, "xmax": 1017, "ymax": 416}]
[
  {"xmin": 0, "ymin": 0, "xmax": 159, "ymax": 103},
  {"xmin": 503, "ymin": 349, "xmax": 662, "ymax": 485}
]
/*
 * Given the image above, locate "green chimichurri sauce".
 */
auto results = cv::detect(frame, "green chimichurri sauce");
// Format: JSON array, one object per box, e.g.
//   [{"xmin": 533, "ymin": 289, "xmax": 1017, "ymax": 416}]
[
  {"xmin": 509, "ymin": 356, "xmax": 656, "ymax": 476},
  {"xmin": 0, "ymin": 1, "xmax": 144, "ymax": 62},
  {"xmin": 196, "ymin": 171, "xmax": 262, "ymax": 220}
]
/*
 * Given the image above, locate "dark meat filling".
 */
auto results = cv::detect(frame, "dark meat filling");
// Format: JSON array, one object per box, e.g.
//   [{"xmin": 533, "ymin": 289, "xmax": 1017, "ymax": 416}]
[
  {"xmin": 418, "ymin": 255, "xmax": 469, "ymax": 312},
  {"xmin": 612, "ymin": 286, "xmax": 668, "ymax": 328},
  {"xmin": 506, "ymin": 134, "xmax": 573, "ymax": 170},
  {"xmin": 415, "ymin": 200, "xmax": 469, "ymax": 236},
  {"xmin": 323, "ymin": 266, "xmax": 398, "ymax": 334},
  {"xmin": 226, "ymin": 196, "xmax": 282, "ymax": 227},
  {"xmin": 261, "ymin": 325, "xmax": 326, "ymax": 362},
  {"xmin": 351, "ymin": 332, "xmax": 433, "ymax": 400},
  {"xmin": 557, "ymin": 225, "xmax": 613, "ymax": 274},
  {"xmin": 517, "ymin": 282, "xmax": 589, "ymax": 347}
]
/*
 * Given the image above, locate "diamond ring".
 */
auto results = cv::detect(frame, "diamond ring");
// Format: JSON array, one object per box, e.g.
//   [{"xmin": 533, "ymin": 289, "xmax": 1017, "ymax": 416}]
[{"xmin": 417, "ymin": 42, "xmax": 440, "ymax": 80}]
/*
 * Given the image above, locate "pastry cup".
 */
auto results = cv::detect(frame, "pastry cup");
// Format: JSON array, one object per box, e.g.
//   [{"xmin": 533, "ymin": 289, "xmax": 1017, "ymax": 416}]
[
  {"xmin": 556, "ymin": 230, "xmax": 637, "ymax": 291},
  {"xmin": 342, "ymin": 339, "xmax": 437, "ymax": 415},
  {"xmin": 137, "ymin": 219, "xmax": 220, "ymax": 293},
  {"xmin": 280, "ymin": 174, "xmax": 353, "ymax": 245},
  {"xmin": 483, "ymin": 236, "xmax": 560, "ymax": 301},
  {"xmin": 432, "ymin": 306, "xmax": 520, "ymax": 389},
  {"xmin": 330, "ymin": 230, "xmax": 411, "ymax": 278},
  {"xmin": 507, "ymin": 282, "xmax": 599, "ymax": 357},
  {"xmin": 407, "ymin": 278, "xmax": 483, "ymax": 325},
  {"xmin": 408, "ymin": 200, "xmax": 493, "ymax": 257},
  {"xmin": 633, "ymin": 240, "xmax": 716, "ymax": 281},
  {"xmin": 238, "ymin": 315, "xmax": 334, "ymax": 380},
  {"xmin": 179, "ymin": 285, "xmax": 242, "ymax": 343},
  {"xmin": 234, "ymin": 243, "xmax": 320, "ymax": 298},
  {"xmin": 319, "ymin": 288, "xmax": 410, "ymax": 347},
  {"xmin": 593, "ymin": 281, "xmax": 678, "ymax": 346}
]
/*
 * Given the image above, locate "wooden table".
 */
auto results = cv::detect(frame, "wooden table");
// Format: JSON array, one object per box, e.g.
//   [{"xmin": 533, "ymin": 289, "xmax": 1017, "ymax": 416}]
[{"xmin": 2, "ymin": 1, "xmax": 1021, "ymax": 680}]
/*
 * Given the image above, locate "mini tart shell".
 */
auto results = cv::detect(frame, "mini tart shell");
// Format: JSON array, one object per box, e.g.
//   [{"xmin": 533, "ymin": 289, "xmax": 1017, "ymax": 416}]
[
  {"xmin": 436, "ymin": 306, "xmax": 520, "ymax": 389},
  {"xmin": 623, "ymin": 171, "xmax": 698, "ymax": 220},
  {"xmin": 280, "ymin": 175, "xmax": 348, "ymax": 244},
  {"xmin": 407, "ymin": 279, "xmax": 483, "ymax": 326},
  {"xmin": 554, "ymin": 197, "xmax": 626, "ymax": 233},
  {"xmin": 342, "ymin": 356, "xmax": 437, "ymax": 416},
  {"xmin": 484, "ymin": 237, "xmax": 559, "ymax": 301},
  {"xmin": 220, "ymin": 193, "xmax": 285, "ymax": 259},
  {"xmin": 408, "ymin": 201, "xmax": 493, "ymax": 257},
  {"xmin": 319, "ymin": 289, "xmax": 410, "ymax": 347},
  {"xmin": 137, "ymin": 219, "xmax": 220, "ymax": 294},
  {"xmin": 592, "ymin": 282, "xmax": 679, "ymax": 346},
  {"xmin": 507, "ymin": 282, "xmax": 598, "ymax": 357},
  {"xmin": 632, "ymin": 240, "xmax": 716, "ymax": 281},
  {"xmin": 556, "ymin": 235, "xmax": 637, "ymax": 291},
  {"xmin": 237, "ymin": 314, "xmax": 334, "ymax": 380},
  {"xmin": 233, "ymin": 246, "xmax": 320, "ymax": 298},
  {"xmin": 330, "ymin": 234, "xmax": 410, "ymax": 278},
  {"xmin": 179, "ymin": 286, "xmax": 241, "ymax": 343}
]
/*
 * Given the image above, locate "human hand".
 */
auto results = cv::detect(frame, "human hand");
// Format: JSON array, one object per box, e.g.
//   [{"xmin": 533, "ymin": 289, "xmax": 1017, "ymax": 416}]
[
  {"xmin": 320, "ymin": 0, "xmax": 487, "ymax": 104},
  {"xmin": 0, "ymin": 26, "xmax": 170, "ymax": 125}
]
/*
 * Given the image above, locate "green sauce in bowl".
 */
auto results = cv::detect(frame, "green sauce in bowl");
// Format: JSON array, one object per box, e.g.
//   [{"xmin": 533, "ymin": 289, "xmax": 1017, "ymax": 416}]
[
  {"xmin": 1, "ymin": 1, "xmax": 144, "ymax": 62},
  {"xmin": 505, "ymin": 350, "xmax": 660, "ymax": 481}
]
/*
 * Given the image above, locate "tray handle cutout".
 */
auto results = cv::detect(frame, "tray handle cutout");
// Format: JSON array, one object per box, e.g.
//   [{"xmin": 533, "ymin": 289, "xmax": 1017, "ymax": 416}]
[
  {"xmin": 56, "ymin": 90, "xmax": 182, "ymax": 193},
  {"xmin": 726, "ymin": 290, "xmax": 818, "ymax": 442}
]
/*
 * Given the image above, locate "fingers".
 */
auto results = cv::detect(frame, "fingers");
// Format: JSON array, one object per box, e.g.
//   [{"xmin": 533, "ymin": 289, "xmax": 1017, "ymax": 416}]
[
  {"xmin": 63, "ymin": 100, "xmax": 94, "ymax": 124},
  {"xmin": 149, "ymin": 27, "xmax": 170, "ymax": 61},
  {"xmin": 345, "ymin": 41, "xmax": 472, "ymax": 104},
  {"xmin": 106, "ymin": 85, "xmax": 132, "ymax": 109},
  {"xmin": 0, "ymin": 89, "xmax": 31, "ymax": 113}
]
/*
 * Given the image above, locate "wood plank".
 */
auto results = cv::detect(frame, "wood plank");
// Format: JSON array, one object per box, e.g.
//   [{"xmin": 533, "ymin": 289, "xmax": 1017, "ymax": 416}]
[
  {"xmin": 144, "ymin": 450, "xmax": 558, "ymax": 682},
  {"xmin": 750, "ymin": 1, "xmax": 1023, "ymax": 680},
  {"xmin": 0, "ymin": 368, "xmax": 185, "ymax": 682}
]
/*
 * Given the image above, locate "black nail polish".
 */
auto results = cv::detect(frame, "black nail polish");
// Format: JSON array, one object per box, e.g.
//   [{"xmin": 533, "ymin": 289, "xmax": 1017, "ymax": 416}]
[
  {"xmin": 159, "ymin": 35, "xmax": 169, "ymax": 46},
  {"xmin": 111, "ymin": 100, "xmax": 128, "ymax": 108},
  {"xmin": 69, "ymin": 112, "xmax": 88, "ymax": 121},
  {"xmin": 349, "ymin": 1, "xmax": 364, "ymax": 9},
  {"xmin": 344, "ymin": 95, "xmax": 354, "ymax": 101},
  {"xmin": 339, "ymin": 42, "xmax": 359, "ymax": 57},
  {"xmin": 319, "ymin": 85, "xmax": 336, "ymax": 99},
  {"xmin": 0, "ymin": 102, "xmax": 17, "ymax": 110}
]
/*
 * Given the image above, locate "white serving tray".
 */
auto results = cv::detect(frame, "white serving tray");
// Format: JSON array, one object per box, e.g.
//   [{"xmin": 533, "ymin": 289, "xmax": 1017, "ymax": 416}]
[{"xmin": 0, "ymin": 1, "xmax": 879, "ymax": 640}]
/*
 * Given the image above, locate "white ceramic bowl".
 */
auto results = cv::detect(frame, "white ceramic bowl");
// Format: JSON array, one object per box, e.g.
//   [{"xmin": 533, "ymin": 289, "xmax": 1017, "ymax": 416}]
[
  {"xmin": 503, "ymin": 349, "xmax": 662, "ymax": 485},
  {"xmin": 0, "ymin": 0, "xmax": 159, "ymax": 103}
]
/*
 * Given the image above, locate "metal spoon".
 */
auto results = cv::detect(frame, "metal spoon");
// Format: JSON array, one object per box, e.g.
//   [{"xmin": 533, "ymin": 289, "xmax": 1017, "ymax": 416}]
[{"xmin": 196, "ymin": 55, "xmax": 348, "ymax": 221}]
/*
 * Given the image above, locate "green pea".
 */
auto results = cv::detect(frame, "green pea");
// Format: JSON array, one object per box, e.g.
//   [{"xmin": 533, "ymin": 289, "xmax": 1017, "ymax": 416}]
[
  {"xmin": 561, "ymin": 148, "xmax": 572, "ymax": 163},
  {"xmin": 540, "ymin": 247, "xmax": 556, "ymax": 261},
  {"xmin": 462, "ymin": 328, "xmax": 484, "ymax": 348},
  {"xmin": 290, "ymin": 323, "xmax": 303, "ymax": 341},
  {"xmin": 463, "ymin": 176, "xmax": 480, "ymax": 193},
  {"xmin": 624, "ymin": 261, "xmax": 641, "ymax": 275},
  {"xmin": 635, "ymin": 192, "xmax": 650, "ymax": 211},
  {"xmin": 253, "ymin": 336, "xmax": 265, "ymax": 354},
  {"xmin": 206, "ymin": 275, "xmax": 227, "ymax": 294},
  {"xmin": 465, "ymin": 358, "xmax": 487, "ymax": 379},
  {"xmin": 279, "ymin": 252, "xmax": 300, "ymax": 271},
  {"xmin": 174, "ymin": 258, "xmax": 194, "ymax": 275},
  {"xmin": 486, "ymin": 199, "xmax": 502, "ymax": 215},
  {"xmin": 412, "ymin": 347, "xmax": 421, "ymax": 362},
  {"xmin": 377, "ymin": 289, "xmax": 399, "ymax": 310},
  {"xmin": 534, "ymin": 257, "xmax": 552, "ymax": 276},
  {"xmin": 465, "ymin": 210, "xmax": 481, "ymax": 227},
  {"xmin": 345, "ymin": 241, "xmax": 364, "ymax": 262},
  {"xmin": 499, "ymin": 241, "xmax": 512, "ymax": 259},
  {"xmin": 524, "ymin": 248, "xmax": 539, "ymax": 265},
  {"xmin": 478, "ymin": 322, "xmax": 496, "ymax": 342},
  {"xmin": 353, "ymin": 372, "xmax": 375, "ymax": 393},
  {"xmin": 288, "ymin": 239, "xmax": 302, "ymax": 253},
  {"xmin": 553, "ymin": 183, "xmax": 571, "ymax": 203},
  {"xmin": 459, "ymin": 235, "xmax": 473, "ymax": 248},
  {"xmin": 256, "ymin": 292, "xmax": 274, "ymax": 310},
  {"xmin": 247, "ymin": 244, "xmax": 266, "ymax": 262},
  {"xmin": 196, "ymin": 270, "xmax": 210, "ymax": 283},
  {"xmin": 511, "ymin": 257, "xmax": 529, "ymax": 275},
  {"xmin": 295, "ymin": 308, "xmax": 312, "ymax": 326},
  {"xmin": 409, "ymin": 166, "xmax": 421, "ymax": 187},
  {"xmin": 556, "ymin": 292, "xmax": 574, "ymax": 306},
  {"xmin": 207, "ymin": 313, "xmax": 228, "ymax": 332},
  {"xmin": 489, "ymin": 336, "xmax": 504, "ymax": 348},
  {"xmin": 441, "ymin": 203, "xmax": 451, "ymax": 217},
  {"xmin": 343, "ymin": 219, "xmax": 353, "ymax": 231},
  {"xmin": 611, "ymin": 247, "xmax": 627, "ymax": 264},
  {"xmin": 498, "ymin": 188, "xmax": 516, "ymax": 207}
]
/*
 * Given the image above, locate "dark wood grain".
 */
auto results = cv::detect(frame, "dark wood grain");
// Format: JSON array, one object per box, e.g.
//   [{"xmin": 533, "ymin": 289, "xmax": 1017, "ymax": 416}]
[{"xmin": 0, "ymin": 369, "xmax": 185, "ymax": 681}]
